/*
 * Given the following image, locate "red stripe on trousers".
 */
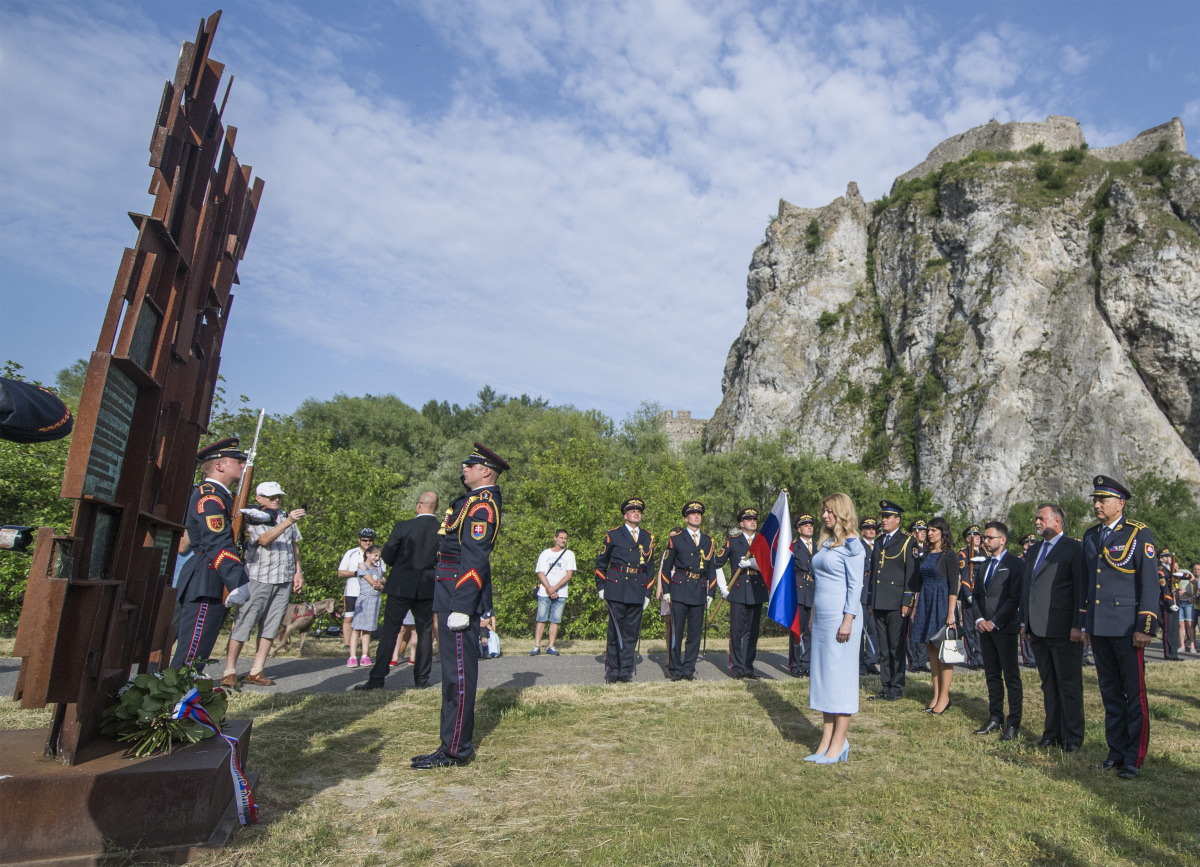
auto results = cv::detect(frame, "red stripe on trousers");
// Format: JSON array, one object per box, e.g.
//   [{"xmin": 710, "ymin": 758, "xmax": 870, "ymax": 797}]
[{"xmin": 1135, "ymin": 646, "xmax": 1149, "ymax": 768}]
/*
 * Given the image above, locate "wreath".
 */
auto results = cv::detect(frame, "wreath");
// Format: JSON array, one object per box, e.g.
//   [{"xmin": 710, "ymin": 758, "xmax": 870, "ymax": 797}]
[{"xmin": 99, "ymin": 663, "xmax": 230, "ymax": 757}]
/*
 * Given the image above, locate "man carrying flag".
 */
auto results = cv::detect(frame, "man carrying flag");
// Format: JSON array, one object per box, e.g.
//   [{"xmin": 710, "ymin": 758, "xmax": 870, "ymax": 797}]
[
  {"xmin": 760, "ymin": 491, "xmax": 802, "ymax": 647},
  {"xmin": 715, "ymin": 508, "xmax": 769, "ymax": 679}
]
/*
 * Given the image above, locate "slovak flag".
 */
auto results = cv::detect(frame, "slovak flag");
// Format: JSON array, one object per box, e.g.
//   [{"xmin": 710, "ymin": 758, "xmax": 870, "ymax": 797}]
[{"xmin": 755, "ymin": 491, "xmax": 801, "ymax": 641}]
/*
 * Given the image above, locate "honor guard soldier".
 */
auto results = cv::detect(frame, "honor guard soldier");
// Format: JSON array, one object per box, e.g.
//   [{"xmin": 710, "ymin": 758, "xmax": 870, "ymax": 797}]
[
  {"xmin": 171, "ymin": 438, "xmax": 249, "ymax": 671},
  {"xmin": 595, "ymin": 498, "xmax": 655, "ymax": 682},
  {"xmin": 1158, "ymin": 550, "xmax": 1181, "ymax": 660},
  {"xmin": 660, "ymin": 501, "xmax": 717, "ymax": 681},
  {"xmin": 714, "ymin": 507, "xmax": 768, "ymax": 679},
  {"xmin": 1082, "ymin": 475, "xmax": 1159, "ymax": 779},
  {"xmin": 867, "ymin": 501, "xmax": 918, "ymax": 701},
  {"xmin": 858, "ymin": 517, "xmax": 880, "ymax": 675},
  {"xmin": 412, "ymin": 442, "xmax": 508, "ymax": 770},
  {"xmin": 788, "ymin": 514, "xmax": 817, "ymax": 676}
]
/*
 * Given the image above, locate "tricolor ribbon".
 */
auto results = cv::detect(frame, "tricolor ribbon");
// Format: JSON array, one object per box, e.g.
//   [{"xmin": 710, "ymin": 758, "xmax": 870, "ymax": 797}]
[{"xmin": 171, "ymin": 687, "xmax": 257, "ymax": 824}]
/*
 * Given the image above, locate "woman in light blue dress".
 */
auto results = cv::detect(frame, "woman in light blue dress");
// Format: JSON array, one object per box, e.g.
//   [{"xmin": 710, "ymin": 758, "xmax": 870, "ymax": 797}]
[{"xmin": 807, "ymin": 492, "xmax": 865, "ymax": 764}]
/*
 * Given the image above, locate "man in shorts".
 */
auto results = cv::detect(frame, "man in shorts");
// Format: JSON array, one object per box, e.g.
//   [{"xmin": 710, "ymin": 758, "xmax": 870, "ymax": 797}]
[
  {"xmin": 338, "ymin": 529, "xmax": 377, "ymax": 648},
  {"xmin": 532, "ymin": 530, "xmax": 575, "ymax": 656},
  {"xmin": 221, "ymin": 481, "xmax": 306, "ymax": 687}
]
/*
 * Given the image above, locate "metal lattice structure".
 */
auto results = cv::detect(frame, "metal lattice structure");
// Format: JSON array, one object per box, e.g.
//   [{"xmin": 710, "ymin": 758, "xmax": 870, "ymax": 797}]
[{"xmin": 12, "ymin": 11, "xmax": 263, "ymax": 765}]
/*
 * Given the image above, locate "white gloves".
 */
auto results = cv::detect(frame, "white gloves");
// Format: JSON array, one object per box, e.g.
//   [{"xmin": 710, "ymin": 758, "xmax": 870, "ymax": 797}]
[
  {"xmin": 716, "ymin": 566, "xmax": 729, "ymax": 599},
  {"xmin": 643, "ymin": 596, "xmax": 650, "ymax": 609},
  {"xmin": 663, "ymin": 593, "xmax": 671, "ymax": 605},
  {"xmin": 738, "ymin": 557, "xmax": 751, "ymax": 569},
  {"xmin": 597, "ymin": 589, "xmax": 605, "ymax": 601},
  {"xmin": 224, "ymin": 583, "xmax": 250, "ymax": 608},
  {"xmin": 239, "ymin": 508, "xmax": 272, "ymax": 524},
  {"xmin": 447, "ymin": 612, "xmax": 470, "ymax": 631},
  {"xmin": 706, "ymin": 597, "xmax": 713, "ymax": 609}
]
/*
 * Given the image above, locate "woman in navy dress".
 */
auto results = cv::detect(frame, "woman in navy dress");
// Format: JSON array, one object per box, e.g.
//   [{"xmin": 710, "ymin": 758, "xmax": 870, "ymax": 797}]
[
  {"xmin": 908, "ymin": 517, "xmax": 958, "ymax": 714},
  {"xmin": 807, "ymin": 493, "xmax": 865, "ymax": 764}
]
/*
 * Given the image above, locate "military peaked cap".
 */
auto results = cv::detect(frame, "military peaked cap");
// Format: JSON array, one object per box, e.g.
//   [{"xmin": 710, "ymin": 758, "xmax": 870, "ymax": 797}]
[
  {"xmin": 860, "ymin": 517, "xmax": 879, "ymax": 530},
  {"xmin": 464, "ymin": 442, "xmax": 510, "ymax": 473},
  {"xmin": 682, "ymin": 500, "xmax": 705, "ymax": 517},
  {"xmin": 197, "ymin": 436, "xmax": 247, "ymax": 463},
  {"xmin": 963, "ymin": 524, "xmax": 981, "ymax": 539},
  {"xmin": 909, "ymin": 519, "xmax": 928, "ymax": 531},
  {"xmin": 621, "ymin": 498, "xmax": 646, "ymax": 514},
  {"xmin": 795, "ymin": 513, "xmax": 814, "ymax": 527},
  {"xmin": 1020, "ymin": 534, "xmax": 1037, "ymax": 546},
  {"xmin": 1091, "ymin": 474, "xmax": 1131, "ymax": 500},
  {"xmin": 879, "ymin": 500, "xmax": 902, "ymax": 516},
  {"xmin": 737, "ymin": 508, "xmax": 759, "ymax": 522}
]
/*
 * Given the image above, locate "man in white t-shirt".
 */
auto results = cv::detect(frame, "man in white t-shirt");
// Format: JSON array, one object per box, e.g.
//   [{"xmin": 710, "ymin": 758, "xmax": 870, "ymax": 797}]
[
  {"xmin": 338, "ymin": 529, "xmax": 380, "ymax": 649},
  {"xmin": 532, "ymin": 529, "xmax": 575, "ymax": 656}
]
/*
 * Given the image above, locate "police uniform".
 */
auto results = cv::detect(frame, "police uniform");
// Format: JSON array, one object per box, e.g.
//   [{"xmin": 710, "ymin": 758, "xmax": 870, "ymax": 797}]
[
  {"xmin": 714, "ymin": 508, "xmax": 769, "ymax": 679},
  {"xmin": 867, "ymin": 501, "xmax": 918, "ymax": 700},
  {"xmin": 788, "ymin": 515, "xmax": 816, "ymax": 677},
  {"xmin": 906, "ymin": 520, "xmax": 931, "ymax": 673},
  {"xmin": 595, "ymin": 498, "xmax": 655, "ymax": 682},
  {"xmin": 411, "ymin": 443, "xmax": 508, "ymax": 769},
  {"xmin": 1158, "ymin": 552, "xmax": 1181, "ymax": 661},
  {"xmin": 858, "ymin": 517, "xmax": 880, "ymax": 675},
  {"xmin": 1082, "ymin": 475, "xmax": 1159, "ymax": 778},
  {"xmin": 660, "ymin": 501, "xmax": 716, "ymax": 680},
  {"xmin": 171, "ymin": 438, "xmax": 249, "ymax": 671}
]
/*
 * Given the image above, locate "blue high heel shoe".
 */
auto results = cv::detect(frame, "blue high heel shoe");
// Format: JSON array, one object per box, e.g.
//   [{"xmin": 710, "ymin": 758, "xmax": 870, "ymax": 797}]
[
  {"xmin": 803, "ymin": 751, "xmax": 824, "ymax": 762},
  {"xmin": 814, "ymin": 741, "xmax": 849, "ymax": 764}
]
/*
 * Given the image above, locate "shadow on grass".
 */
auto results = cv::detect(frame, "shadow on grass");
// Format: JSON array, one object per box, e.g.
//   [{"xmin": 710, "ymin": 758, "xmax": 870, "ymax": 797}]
[
  {"xmin": 1147, "ymin": 687, "xmax": 1200, "ymax": 710},
  {"xmin": 474, "ymin": 670, "xmax": 542, "ymax": 745},
  {"xmin": 746, "ymin": 680, "xmax": 819, "ymax": 746}
]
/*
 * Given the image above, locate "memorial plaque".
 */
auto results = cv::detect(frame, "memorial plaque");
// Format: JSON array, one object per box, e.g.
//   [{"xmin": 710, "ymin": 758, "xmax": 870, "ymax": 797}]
[{"xmin": 81, "ymin": 366, "xmax": 138, "ymax": 502}]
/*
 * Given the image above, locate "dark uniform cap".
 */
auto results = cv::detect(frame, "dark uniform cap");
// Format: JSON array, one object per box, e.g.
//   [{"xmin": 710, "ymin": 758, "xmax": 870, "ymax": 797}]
[
  {"xmin": 879, "ymin": 500, "xmax": 902, "ymax": 516},
  {"xmin": 860, "ymin": 517, "xmax": 879, "ymax": 530},
  {"xmin": 196, "ymin": 436, "xmax": 247, "ymax": 463},
  {"xmin": 737, "ymin": 508, "xmax": 759, "ymax": 522},
  {"xmin": 1091, "ymin": 474, "xmax": 1131, "ymax": 500},
  {"xmin": 1020, "ymin": 534, "xmax": 1038, "ymax": 546},
  {"xmin": 463, "ymin": 442, "xmax": 510, "ymax": 473},
  {"xmin": 621, "ymin": 498, "xmax": 646, "ymax": 514},
  {"xmin": 795, "ymin": 514, "xmax": 814, "ymax": 527},
  {"xmin": 963, "ymin": 524, "xmax": 981, "ymax": 539},
  {"xmin": 682, "ymin": 500, "xmax": 705, "ymax": 517},
  {"xmin": 910, "ymin": 519, "xmax": 928, "ymax": 531}
]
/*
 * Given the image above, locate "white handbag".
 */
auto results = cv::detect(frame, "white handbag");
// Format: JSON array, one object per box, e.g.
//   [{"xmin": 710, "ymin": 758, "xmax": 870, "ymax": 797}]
[{"xmin": 938, "ymin": 626, "xmax": 966, "ymax": 664}]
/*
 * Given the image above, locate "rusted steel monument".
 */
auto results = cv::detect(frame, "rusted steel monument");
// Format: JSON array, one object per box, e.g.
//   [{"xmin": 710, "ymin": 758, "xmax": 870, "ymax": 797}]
[{"xmin": 1, "ymin": 12, "xmax": 265, "ymax": 863}]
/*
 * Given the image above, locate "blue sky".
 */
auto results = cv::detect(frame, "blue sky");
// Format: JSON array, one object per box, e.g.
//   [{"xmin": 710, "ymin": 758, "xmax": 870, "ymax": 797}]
[{"xmin": 2, "ymin": 1, "xmax": 1197, "ymax": 422}]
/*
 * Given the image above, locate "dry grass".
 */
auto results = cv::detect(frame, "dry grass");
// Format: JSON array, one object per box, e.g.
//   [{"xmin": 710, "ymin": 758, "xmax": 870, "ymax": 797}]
[{"xmin": 3, "ymin": 659, "xmax": 1198, "ymax": 866}]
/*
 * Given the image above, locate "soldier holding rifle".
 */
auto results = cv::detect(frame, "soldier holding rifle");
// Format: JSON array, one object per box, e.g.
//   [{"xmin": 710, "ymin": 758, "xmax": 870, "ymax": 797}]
[
  {"xmin": 595, "ymin": 498, "xmax": 655, "ymax": 683},
  {"xmin": 659, "ymin": 501, "xmax": 716, "ymax": 681},
  {"xmin": 714, "ymin": 507, "xmax": 768, "ymax": 679}
]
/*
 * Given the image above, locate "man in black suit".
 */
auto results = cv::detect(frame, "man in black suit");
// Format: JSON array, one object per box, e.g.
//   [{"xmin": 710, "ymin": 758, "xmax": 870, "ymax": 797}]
[
  {"xmin": 970, "ymin": 521, "xmax": 1024, "ymax": 740},
  {"xmin": 1082, "ymin": 475, "xmax": 1159, "ymax": 780},
  {"xmin": 1022, "ymin": 503, "xmax": 1086, "ymax": 751},
  {"xmin": 357, "ymin": 491, "xmax": 441, "ymax": 691},
  {"xmin": 867, "ymin": 501, "xmax": 918, "ymax": 701},
  {"xmin": 788, "ymin": 514, "xmax": 816, "ymax": 677},
  {"xmin": 660, "ymin": 501, "xmax": 717, "ymax": 681}
]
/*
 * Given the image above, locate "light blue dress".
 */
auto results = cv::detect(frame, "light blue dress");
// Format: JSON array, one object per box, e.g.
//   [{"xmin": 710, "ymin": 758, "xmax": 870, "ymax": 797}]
[{"xmin": 809, "ymin": 537, "xmax": 865, "ymax": 715}]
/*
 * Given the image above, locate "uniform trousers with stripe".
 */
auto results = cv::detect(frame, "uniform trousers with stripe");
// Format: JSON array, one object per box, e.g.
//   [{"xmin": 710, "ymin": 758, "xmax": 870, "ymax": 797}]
[
  {"xmin": 874, "ymin": 608, "xmax": 907, "ymax": 698},
  {"xmin": 727, "ymin": 600, "xmax": 762, "ymax": 677},
  {"xmin": 605, "ymin": 600, "xmax": 644, "ymax": 680},
  {"xmin": 669, "ymin": 601, "xmax": 705, "ymax": 677},
  {"xmin": 1090, "ymin": 635, "xmax": 1149, "ymax": 768},
  {"xmin": 1161, "ymin": 606, "xmax": 1180, "ymax": 659},
  {"xmin": 171, "ymin": 597, "xmax": 228, "ymax": 672},
  {"xmin": 437, "ymin": 611, "xmax": 480, "ymax": 759}
]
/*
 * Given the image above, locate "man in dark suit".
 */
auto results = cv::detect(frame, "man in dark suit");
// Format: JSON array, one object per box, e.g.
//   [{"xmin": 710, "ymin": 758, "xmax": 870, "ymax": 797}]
[
  {"xmin": 660, "ymin": 501, "xmax": 717, "ymax": 681},
  {"xmin": 1082, "ymin": 475, "xmax": 1159, "ymax": 780},
  {"xmin": 357, "ymin": 491, "xmax": 441, "ymax": 691},
  {"xmin": 714, "ymin": 507, "xmax": 769, "ymax": 679},
  {"xmin": 788, "ymin": 514, "xmax": 816, "ymax": 677},
  {"xmin": 1022, "ymin": 503, "xmax": 1086, "ymax": 751},
  {"xmin": 868, "ymin": 501, "xmax": 918, "ymax": 701},
  {"xmin": 970, "ymin": 521, "xmax": 1024, "ymax": 740},
  {"xmin": 171, "ymin": 438, "xmax": 249, "ymax": 671},
  {"xmin": 595, "ymin": 498, "xmax": 656, "ymax": 683}
]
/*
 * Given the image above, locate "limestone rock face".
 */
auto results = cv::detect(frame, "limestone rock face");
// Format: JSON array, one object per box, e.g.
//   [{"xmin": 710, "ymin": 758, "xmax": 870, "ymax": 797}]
[{"xmin": 710, "ymin": 119, "xmax": 1200, "ymax": 517}]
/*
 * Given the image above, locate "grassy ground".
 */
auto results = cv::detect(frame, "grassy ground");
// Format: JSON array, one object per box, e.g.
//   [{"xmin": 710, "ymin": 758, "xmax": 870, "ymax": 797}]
[{"xmin": 4, "ymin": 658, "xmax": 1198, "ymax": 866}]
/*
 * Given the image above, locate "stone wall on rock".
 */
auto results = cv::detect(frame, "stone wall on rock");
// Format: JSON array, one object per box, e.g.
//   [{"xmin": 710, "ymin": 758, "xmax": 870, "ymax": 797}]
[
  {"xmin": 659, "ymin": 410, "xmax": 707, "ymax": 450},
  {"xmin": 709, "ymin": 117, "xmax": 1200, "ymax": 518}
]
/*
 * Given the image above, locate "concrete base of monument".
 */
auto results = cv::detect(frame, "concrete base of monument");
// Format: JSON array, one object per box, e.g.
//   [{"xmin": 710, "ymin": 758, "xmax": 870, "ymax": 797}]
[{"xmin": 0, "ymin": 720, "xmax": 254, "ymax": 865}]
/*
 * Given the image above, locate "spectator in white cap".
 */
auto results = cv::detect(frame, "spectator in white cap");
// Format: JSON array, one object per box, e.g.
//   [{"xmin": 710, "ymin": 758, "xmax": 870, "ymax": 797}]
[{"xmin": 220, "ymin": 481, "xmax": 306, "ymax": 687}]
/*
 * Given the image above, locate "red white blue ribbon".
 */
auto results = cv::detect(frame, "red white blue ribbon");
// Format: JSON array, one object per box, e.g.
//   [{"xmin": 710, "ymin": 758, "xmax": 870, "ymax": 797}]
[{"xmin": 171, "ymin": 687, "xmax": 257, "ymax": 824}]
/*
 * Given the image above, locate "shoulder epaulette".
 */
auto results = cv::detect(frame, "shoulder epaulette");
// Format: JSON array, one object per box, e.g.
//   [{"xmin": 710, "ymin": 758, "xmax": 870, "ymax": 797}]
[
  {"xmin": 198, "ymin": 483, "xmax": 215, "ymax": 494},
  {"xmin": 1124, "ymin": 519, "xmax": 1147, "ymax": 530}
]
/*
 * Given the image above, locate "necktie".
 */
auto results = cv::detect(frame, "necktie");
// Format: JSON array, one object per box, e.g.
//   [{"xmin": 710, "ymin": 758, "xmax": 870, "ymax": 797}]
[
  {"xmin": 984, "ymin": 558, "xmax": 998, "ymax": 589},
  {"xmin": 630, "ymin": 528, "xmax": 638, "ymax": 543},
  {"xmin": 1100, "ymin": 525, "xmax": 1112, "ymax": 546},
  {"xmin": 1033, "ymin": 541, "xmax": 1051, "ymax": 574},
  {"xmin": 691, "ymin": 531, "xmax": 699, "ymax": 546}
]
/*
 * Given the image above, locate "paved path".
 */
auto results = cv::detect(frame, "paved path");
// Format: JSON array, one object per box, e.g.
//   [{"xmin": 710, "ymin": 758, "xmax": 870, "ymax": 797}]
[{"xmin": 3, "ymin": 641, "xmax": 1192, "ymax": 698}]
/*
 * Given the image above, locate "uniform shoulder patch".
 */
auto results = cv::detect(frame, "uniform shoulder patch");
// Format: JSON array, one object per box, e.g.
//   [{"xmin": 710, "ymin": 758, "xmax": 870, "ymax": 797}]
[
  {"xmin": 1145, "ymin": 543, "xmax": 1155, "ymax": 559},
  {"xmin": 471, "ymin": 521, "xmax": 487, "ymax": 540},
  {"xmin": 206, "ymin": 514, "xmax": 225, "ymax": 533},
  {"xmin": 196, "ymin": 494, "xmax": 223, "ymax": 514},
  {"xmin": 198, "ymin": 483, "xmax": 216, "ymax": 494}
]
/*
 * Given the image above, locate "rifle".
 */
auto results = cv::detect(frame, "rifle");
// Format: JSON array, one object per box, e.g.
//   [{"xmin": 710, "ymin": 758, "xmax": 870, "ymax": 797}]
[{"xmin": 230, "ymin": 408, "xmax": 266, "ymax": 554}]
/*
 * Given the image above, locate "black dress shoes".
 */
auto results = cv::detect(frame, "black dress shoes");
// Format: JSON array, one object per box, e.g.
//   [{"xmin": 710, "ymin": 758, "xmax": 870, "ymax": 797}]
[
  {"xmin": 974, "ymin": 721, "xmax": 1002, "ymax": 735},
  {"xmin": 1062, "ymin": 743, "xmax": 1081, "ymax": 753},
  {"xmin": 1036, "ymin": 736, "xmax": 1062, "ymax": 748},
  {"xmin": 412, "ymin": 750, "xmax": 472, "ymax": 770},
  {"xmin": 1093, "ymin": 759, "xmax": 1119, "ymax": 771},
  {"xmin": 1117, "ymin": 765, "xmax": 1139, "ymax": 779},
  {"xmin": 411, "ymin": 747, "xmax": 444, "ymax": 763},
  {"xmin": 867, "ymin": 692, "xmax": 886, "ymax": 701},
  {"xmin": 413, "ymin": 680, "xmax": 431, "ymax": 689},
  {"xmin": 353, "ymin": 682, "xmax": 385, "ymax": 691},
  {"xmin": 1000, "ymin": 725, "xmax": 1020, "ymax": 741}
]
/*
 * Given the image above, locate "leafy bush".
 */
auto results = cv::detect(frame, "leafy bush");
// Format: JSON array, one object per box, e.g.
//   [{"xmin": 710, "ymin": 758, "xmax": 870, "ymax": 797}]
[
  {"xmin": 1025, "ymin": 142, "xmax": 1047, "ymax": 157},
  {"xmin": 1034, "ymin": 160, "xmax": 1056, "ymax": 181},
  {"xmin": 817, "ymin": 311, "xmax": 839, "ymax": 333},
  {"xmin": 1060, "ymin": 146, "xmax": 1086, "ymax": 164}
]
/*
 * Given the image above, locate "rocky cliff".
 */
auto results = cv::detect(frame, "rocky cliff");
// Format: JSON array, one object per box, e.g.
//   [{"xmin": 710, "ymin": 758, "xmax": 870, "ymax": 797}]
[{"xmin": 709, "ymin": 116, "xmax": 1200, "ymax": 516}]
